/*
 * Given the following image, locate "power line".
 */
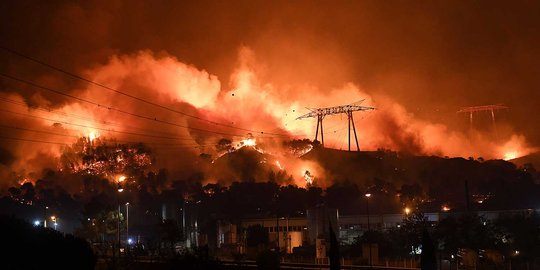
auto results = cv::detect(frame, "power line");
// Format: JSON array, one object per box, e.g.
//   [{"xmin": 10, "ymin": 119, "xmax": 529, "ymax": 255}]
[
  {"xmin": 0, "ymin": 108, "xmax": 276, "ymax": 148},
  {"xmin": 0, "ymin": 96, "xmax": 194, "ymax": 139},
  {"xmin": 0, "ymin": 98, "xmax": 289, "ymax": 148},
  {"xmin": 0, "ymin": 124, "xmax": 78, "ymax": 138},
  {"xmin": 0, "ymin": 124, "xmax": 218, "ymax": 148},
  {"xmin": 0, "ymin": 134, "xmax": 212, "ymax": 149},
  {"xmin": 0, "ymin": 99, "xmax": 195, "ymax": 141},
  {"xmin": 0, "ymin": 135, "xmax": 68, "ymax": 145},
  {"xmin": 0, "ymin": 45, "xmax": 293, "ymax": 137},
  {"xmin": 0, "ymin": 108, "xmax": 203, "ymax": 141},
  {"xmin": 0, "ymin": 72, "xmax": 265, "ymax": 138}
]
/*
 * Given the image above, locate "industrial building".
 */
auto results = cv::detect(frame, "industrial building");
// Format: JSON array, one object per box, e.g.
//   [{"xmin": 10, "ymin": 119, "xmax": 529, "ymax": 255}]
[{"xmin": 173, "ymin": 202, "xmax": 536, "ymax": 258}]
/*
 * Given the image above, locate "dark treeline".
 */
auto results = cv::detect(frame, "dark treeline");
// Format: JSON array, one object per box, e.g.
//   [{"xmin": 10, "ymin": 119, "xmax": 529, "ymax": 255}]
[
  {"xmin": 2, "ymin": 155, "xmax": 540, "ymax": 239},
  {"xmin": 1, "ymin": 140, "xmax": 540, "ymax": 269},
  {"xmin": 0, "ymin": 215, "xmax": 95, "ymax": 270}
]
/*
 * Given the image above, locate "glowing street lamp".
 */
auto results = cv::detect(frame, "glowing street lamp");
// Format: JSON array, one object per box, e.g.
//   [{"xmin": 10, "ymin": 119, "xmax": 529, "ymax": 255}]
[
  {"xmin": 44, "ymin": 206, "xmax": 49, "ymax": 228},
  {"xmin": 117, "ymin": 175, "xmax": 126, "ymax": 192},
  {"xmin": 116, "ymin": 175, "xmax": 126, "ymax": 257},
  {"xmin": 125, "ymin": 202, "xmax": 130, "ymax": 250},
  {"xmin": 404, "ymin": 207, "xmax": 411, "ymax": 215},
  {"xmin": 51, "ymin": 216, "xmax": 58, "ymax": 230}
]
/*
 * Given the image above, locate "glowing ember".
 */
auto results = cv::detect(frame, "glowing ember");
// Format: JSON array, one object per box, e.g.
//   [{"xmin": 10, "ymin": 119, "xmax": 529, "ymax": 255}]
[
  {"xmin": 503, "ymin": 150, "xmax": 518, "ymax": 161},
  {"xmin": 442, "ymin": 205, "xmax": 451, "ymax": 212},
  {"xmin": 275, "ymin": 160, "xmax": 284, "ymax": 170},
  {"xmin": 118, "ymin": 175, "xmax": 126, "ymax": 182},
  {"xmin": 17, "ymin": 177, "xmax": 32, "ymax": 186},
  {"xmin": 303, "ymin": 170, "xmax": 314, "ymax": 186}
]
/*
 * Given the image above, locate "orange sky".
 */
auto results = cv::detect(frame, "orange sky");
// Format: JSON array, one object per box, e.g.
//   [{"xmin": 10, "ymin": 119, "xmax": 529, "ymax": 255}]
[{"xmin": 0, "ymin": 0, "xmax": 539, "ymax": 186}]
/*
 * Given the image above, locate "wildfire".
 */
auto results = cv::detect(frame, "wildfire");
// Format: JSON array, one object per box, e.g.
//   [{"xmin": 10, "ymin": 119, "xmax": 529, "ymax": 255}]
[
  {"xmin": 275, "ymin": 160, "xmax": 284, "ymax": 170},
  {"xmin": 240, "ymin": 132, "xmax": 256, "ymax": 147},
  {"xmin": 303, "ymin": 170, "xmax": 314, "ymax": 186},
  {"xmin": 503, "ymin": 150, "xmax": 518, "ymax": 161},
  {"xmin": 241, "ymin": 138, "xmax": 256, "ymax": 147},
  {"xmin": 17, "ymin": 177, "xmax": 33, "ymax": 186},
  {"xmin": 235, "ymin": 134, "xmax": 264, "ymax": 154},
  {"xmin": 499, "ymin": 135, "xmax": 537, "ymax": 161},
  {"xmin": 88, "ymin": 130, "xmax": 100, "ymax": 143}
]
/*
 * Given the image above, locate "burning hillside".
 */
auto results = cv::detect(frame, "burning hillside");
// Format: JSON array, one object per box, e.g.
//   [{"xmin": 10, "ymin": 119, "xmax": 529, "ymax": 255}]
[
  {"xmin": 0, "ymin": 34, "xmax": 537, "ymax": 189},
  {"xmin": 202, "ymin": 135, "xmax": 322, "ymax": 187}
]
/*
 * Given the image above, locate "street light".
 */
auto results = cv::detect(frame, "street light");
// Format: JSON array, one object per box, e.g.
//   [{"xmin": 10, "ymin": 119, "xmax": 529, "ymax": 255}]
[
  {"xmin": 44, "ymin": 206, "xmax": 49, "ymax": 228},
  {"xmin": 404, "ymin": 207, "xmax": 411, "ymax": 215},
  {"xmin": 365, "ymin": 193, "xmax": 372, "ymax": 268},
  {"xmin": 116, "ymin": 175, "xmax": 125, "ymax": 258},
  {"xmin": 51, "ymin": 216, "xmax": 57, "ymax": 230},
  {"xmin": 117, "ymin": 175, "xmax": 125, "ymax": 193},
  {"xmin": 125, "ymin": 202, "xmax": 129, "ymax": 251}
]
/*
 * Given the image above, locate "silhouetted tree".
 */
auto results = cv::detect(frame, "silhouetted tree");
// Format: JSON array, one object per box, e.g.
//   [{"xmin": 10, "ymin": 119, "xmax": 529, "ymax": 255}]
[
  {"xmin": 420, "ymin": 229, "xmax": 437, "ymax": 270},
  {"xmin": 216, "ymin": 138, "xmax": 232, "ymax": 152},
  {"xmin": 329, "ymin": 222, "xmax": 341, "ymax": 270},
  {"xmin": 256, "ymin": 250, "xmax": 280, "ymax": 270},
  {"xmin": 435, "ymin": 213, "xmax": 498, "ymax": 254},
  {"xmin": 160, "ymin": 219, "xmax": 181, "ymax": 254},
  {"xmin": 246, "ymin": 224, "xmax": 269, "ymax": 248},
  {"xmin": 1, "ymin": 215, "xmax": 95, "ymax": 270}
]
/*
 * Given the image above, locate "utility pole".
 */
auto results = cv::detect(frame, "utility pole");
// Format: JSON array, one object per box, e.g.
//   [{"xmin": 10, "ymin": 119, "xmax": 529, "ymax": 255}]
[
  {"xmin": 116, "ymin": 175, "xmax": 125, "ymax": 259},
  {"xmin": 117, "ymin": 202, "xmax": 121, "ymax": 255},
  {"xmin": 365, "ymin": 193, "xmax": 372, "ymax": 269},
  {"xmin": 126, "ymin": 202, "xmax": 130, "ymax": 248},
  {"xmin": 44, "ymin": 206, "xmax": 48, "ymax": 228}
]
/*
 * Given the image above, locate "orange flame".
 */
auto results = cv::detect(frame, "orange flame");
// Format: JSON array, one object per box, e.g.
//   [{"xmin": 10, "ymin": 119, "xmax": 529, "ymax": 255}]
[
  {"xmin": 241, "ymin": 137, "xmax": 256, "ymax": 147},
  {"xmin": 303, "ymin": 169, "xmax": 314, "ymax": 186},
  {"xmin": 275, "ymin": 160, "xmax": 284, "ymax": 170},
  {"xmin": 503, "ymin": 151, "xmax": 518, "ymax": 161},
  {"xmin": 87, "ymin": 130, "xmax": 100, "ymax": 143}
]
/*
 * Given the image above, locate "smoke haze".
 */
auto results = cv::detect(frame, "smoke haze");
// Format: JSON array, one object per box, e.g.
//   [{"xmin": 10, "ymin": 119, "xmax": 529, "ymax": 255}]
[{"xmin": 1, "ymin": 0, "xmax": 539, "ymax": 187}]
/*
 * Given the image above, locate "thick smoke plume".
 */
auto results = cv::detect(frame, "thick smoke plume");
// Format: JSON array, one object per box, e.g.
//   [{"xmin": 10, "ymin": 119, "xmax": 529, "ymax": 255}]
[
  {"xmin": 0, "ymin": 47, "xmax": 536, "ymax": 189},
  {"xmin": 2, "ymin": 0, "xmax": 540, "ymax": 189}
]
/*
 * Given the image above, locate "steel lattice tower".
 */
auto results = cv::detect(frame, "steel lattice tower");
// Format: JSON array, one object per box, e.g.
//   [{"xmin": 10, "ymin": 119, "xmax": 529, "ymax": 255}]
[
  {"xmin": 457, "ymin": 104, "xmax": 509, "ymax": 129},
  {"xmin": 297, "ymin": 100, "xmax": 375, "ymax": 151}
]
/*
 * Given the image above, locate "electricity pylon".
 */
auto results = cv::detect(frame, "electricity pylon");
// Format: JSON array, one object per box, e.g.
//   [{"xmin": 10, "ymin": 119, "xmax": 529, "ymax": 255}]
[
  {"xmin": 457, "ymin": 104, "xmax": 509, "ymax": 129},
  {"xmin": 297, "ymin": 100, "xmax": 375, "ymax": 151}
]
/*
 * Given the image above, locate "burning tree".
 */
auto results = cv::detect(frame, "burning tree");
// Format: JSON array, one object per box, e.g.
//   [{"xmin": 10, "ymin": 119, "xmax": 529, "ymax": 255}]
[
  {"xmin": 303, "ymin": 170, "xmax": 315, "ymax": 186},
  {"xmin": 59, "ymin": 136, "xmax": 153, "ymax": 178},
  {"xmin": 283, "ymin": 139, "xmax": 315, "ymax": 157}
]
